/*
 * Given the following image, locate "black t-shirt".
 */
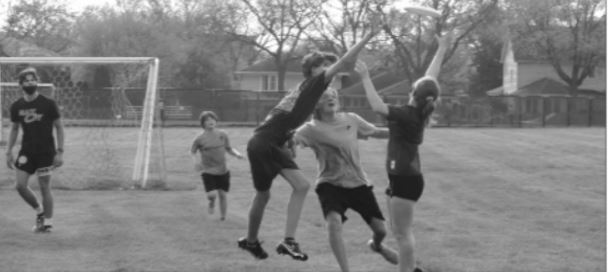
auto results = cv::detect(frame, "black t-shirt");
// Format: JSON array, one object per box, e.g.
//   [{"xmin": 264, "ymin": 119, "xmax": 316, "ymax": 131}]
[
  {"xmin": 254, "ymin": 72, "xmax": 329, "ymax": 145},
  {"xmin": 10, "ymin": 95, "xmax": 60, "ymax": 154},
  {"xmin": 385, "ymin": 104, "xmax": 425, "ymax": 176}
]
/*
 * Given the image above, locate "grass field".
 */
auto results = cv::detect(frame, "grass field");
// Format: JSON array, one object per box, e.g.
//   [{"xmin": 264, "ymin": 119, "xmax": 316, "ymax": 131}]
[{"xmin": 0, "ymin": 127, "xmax": 605, "ymax": 272}]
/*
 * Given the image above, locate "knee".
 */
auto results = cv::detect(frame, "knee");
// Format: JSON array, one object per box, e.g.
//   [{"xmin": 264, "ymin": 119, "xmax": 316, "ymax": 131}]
[
  {"xmin": 294, "ymin": 181, "xmax": 310, "ymax": 194},
  {"xmin": 326, "ymin": 213, "xmax": 343, "ymax": 233},
  {"xmin": 373, "ymin": 227, "xmax": 387, "ymax": 240}
]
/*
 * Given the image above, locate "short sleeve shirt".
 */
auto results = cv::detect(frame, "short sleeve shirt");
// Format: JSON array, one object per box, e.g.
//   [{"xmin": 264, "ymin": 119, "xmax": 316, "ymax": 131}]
[
  {"xmin": 294, "ymin": 112, "xmax": 376, "ymax": 188},
  {"xmin": 385, "ymin": 104, "xmax": 425, "ymax": 176},
  {"xmin": 193, "ymin": 129, "xmax": 231, "ymax": 175},
  {"xmin": 254, "ymin": 72, "xmax": 330, "ymax": 145},
  {"xmin": 10, "ymin": 95, "xmax": 60, "ymax": 154}
]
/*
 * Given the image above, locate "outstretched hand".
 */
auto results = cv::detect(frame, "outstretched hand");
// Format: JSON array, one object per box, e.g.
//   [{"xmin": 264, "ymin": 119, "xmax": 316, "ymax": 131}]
[
  {"xmin": 354, "ymin": 60, "xmax": 370, "ymax": 78},
  {"xmin": 436, "ymin": 31, "xmax": 454, "ymax": 48}
]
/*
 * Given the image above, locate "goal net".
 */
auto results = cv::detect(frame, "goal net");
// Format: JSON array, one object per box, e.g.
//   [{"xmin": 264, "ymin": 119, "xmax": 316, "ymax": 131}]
[{"xmin": 0, "ymin": 57, "xmax": 166, "ymax": 190}]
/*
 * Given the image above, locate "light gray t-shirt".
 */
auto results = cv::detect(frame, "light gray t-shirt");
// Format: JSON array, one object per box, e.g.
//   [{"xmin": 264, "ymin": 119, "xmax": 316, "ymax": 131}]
[{"xmin": 294, "ymin": 112, "xmax": 377, "ymax": 188}]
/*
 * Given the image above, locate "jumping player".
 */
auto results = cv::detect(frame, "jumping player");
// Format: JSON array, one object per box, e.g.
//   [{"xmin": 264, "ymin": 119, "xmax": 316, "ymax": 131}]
[
  {"xmin": 237, "ymin": 23, "xmax": 382, "ymax": 261},
  {"xmin": 356, "ymin": 33, "xmax": 452, "ymax": 272},
  {"xmin": 5, "ymin": 67, "xmax": 65, "ymax": 233},
  {"xmin": 293, "ymin": 88, "xmax": 398, "ymax": 272},
  {"xmin": 191, "ymin": 111, "xmax": 244, "ymax": 221}
]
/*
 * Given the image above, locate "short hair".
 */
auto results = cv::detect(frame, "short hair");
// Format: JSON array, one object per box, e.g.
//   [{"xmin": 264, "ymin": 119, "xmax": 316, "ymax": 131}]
[
  {"xmin": 199, "ymin": 111, "xmax": 218, "ymax": 128},
  {"xmin": 18, "ymin": 67, "xmax": 39, "ymax": 84},
  {"xmin": 301, "ymin": 51, "xmax": 338, "ymax": 78}
]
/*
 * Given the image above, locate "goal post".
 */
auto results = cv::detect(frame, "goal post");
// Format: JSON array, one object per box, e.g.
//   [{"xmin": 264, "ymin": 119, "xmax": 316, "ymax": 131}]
[{"xmin": 0, "ymin": 57, "xmax": 164, "ymax": 189}]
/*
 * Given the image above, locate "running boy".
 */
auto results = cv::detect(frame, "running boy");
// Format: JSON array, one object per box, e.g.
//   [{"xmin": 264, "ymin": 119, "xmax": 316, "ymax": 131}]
[
  {"xmin": 5, "ymin": 67, "xmax": 65, "ymax": 233},
  {"xmin": 191, "ymin": 111, "xmax": 244, "ymax": 221}
]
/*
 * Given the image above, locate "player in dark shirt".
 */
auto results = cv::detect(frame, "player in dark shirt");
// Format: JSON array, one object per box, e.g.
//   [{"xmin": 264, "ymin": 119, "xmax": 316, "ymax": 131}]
[
  {"xmin": 356, "ymin": 32, "xmax": 452, "ymax": 272},
  {"xmin": 237, "ymin": 24, "xmax": 382, "ymax": 261},
  {"xmin": 5, "ymin": 67, "xmax": 65, "ymax": 233}
]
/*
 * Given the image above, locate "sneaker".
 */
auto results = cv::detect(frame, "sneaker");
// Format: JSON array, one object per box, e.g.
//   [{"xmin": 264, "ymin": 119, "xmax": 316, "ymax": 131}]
[
  {"xmin": 32, "ymin": 213, "xmax": 47, "ymax": 233},
  {"xmin": 368, "ymin": 239, "xmax": 398, "ymax": 265},
  {"xmin": 238, "ymin": 237, "xmax": 268, "ymax": 259},
  {"xmin": 276, "ymin": 239, "xmax": 308, "ymax": 261}
]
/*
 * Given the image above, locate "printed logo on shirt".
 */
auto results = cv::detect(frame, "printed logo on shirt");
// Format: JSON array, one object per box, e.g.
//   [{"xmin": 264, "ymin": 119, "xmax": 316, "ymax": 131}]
[
  {"xmin": 19, "ymin": 109, "xmax": 43, "ymax": 123},
  {"xmin": 390, "ymin": 160, "xmax": 396, "ymax": 170}
]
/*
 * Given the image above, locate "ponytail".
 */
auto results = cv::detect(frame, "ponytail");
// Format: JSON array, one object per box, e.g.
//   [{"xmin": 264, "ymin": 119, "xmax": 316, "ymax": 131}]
[{"xmin": 420, "ymin": 96, "xmax": 436, "ymax": 125}]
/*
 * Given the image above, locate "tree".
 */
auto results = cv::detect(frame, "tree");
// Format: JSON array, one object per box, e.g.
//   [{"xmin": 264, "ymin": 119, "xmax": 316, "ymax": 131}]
[
  {"xmin": 229, "ymin": 0, "xmax": 326, "ymax": 91},
  {"xmin": 508, "ymin": 0, "xmax": 606, "ymax": 93},
  {"xmin": 467, "ymin": 2, "xmax": 505, "ymax": 96},
  {"xmin": 378, "ymin": 0, "xmax": 499, "ymax": 83},
  {"xmin": 3, "ymin": 0, "xmax": 75, "ymax": 53}
]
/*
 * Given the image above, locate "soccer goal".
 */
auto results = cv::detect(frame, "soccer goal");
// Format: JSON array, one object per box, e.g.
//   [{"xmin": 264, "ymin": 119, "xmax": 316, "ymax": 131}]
[{"xmin": 0, "ymin": 57, "xmax": 166, "ymax": 189}]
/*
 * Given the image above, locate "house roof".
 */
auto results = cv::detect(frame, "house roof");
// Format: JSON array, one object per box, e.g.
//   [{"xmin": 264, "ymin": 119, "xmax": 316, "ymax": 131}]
[
  {"xmin": 0, "ymin": 35, "xmax": 59, "ymax": 57},
  {"xmin": 237, "ymin": 57, "xmax": 302, "ymax": 74},
  {"xmin": 487, "ymin": 77, "xmax": 604, "ymax": 97}
]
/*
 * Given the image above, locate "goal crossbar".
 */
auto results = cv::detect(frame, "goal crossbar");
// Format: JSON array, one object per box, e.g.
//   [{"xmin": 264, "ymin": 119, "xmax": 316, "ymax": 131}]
[{"xmin": 0, "ymin": 57, "xmax": 160, "ymax": 188}]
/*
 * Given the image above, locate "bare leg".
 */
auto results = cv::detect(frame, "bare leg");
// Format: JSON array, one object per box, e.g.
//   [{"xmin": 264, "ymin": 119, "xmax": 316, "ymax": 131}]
[
  {"xmin": 15, "ymin": 169, "xmax": 40, "ymax": 211},
  {"xmin": 207, "ymin": 190, "xmax": 217, "ymax": 214},
  {"xmin": 38, "ymin": 174, "xmax": 53, "ymax": 219},
  {"xmin": 368, "ymin": 217, "xmax": 398, "ymax": 265},
  {"xmin": 279, "ymin": 169, "xmax": 310, "ymax": 239},
  {"xmin": 389, "ymin": 197, "xmax": 417, "ymax": 272},
  {"xmin": 327, "ymin": 212, "xmax": 350, "ymax": 272},
  {"xmin": 246, "ymin": 190, "xmax": 270, "ymax": 242},
  {"xmin": 218, "ymin": 190, "xmax": 227, "ymax": 220}
]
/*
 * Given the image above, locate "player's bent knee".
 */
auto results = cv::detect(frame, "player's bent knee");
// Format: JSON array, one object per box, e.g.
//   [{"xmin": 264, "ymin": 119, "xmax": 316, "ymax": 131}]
[{"xmin": 326, "ymin": 213, "xmax": 343, "ymax": 232}]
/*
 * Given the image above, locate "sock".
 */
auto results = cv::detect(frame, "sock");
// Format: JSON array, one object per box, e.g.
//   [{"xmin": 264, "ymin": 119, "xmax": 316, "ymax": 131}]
[
  {"xmin": 284, "ymin": 237, "xmax": 295, "ymax": 242},
  {"xmin": 44, "ymin": 218, "xmax": 53, "ymax": 226}
]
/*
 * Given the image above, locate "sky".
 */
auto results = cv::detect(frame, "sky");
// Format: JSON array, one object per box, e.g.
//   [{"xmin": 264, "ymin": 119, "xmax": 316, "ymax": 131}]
[{"xmin": 0, "ymin": 0, "xmax": 115, "ymax": 28}]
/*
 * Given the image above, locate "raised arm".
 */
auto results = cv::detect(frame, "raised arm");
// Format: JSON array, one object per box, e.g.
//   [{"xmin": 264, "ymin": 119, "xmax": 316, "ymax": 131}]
[
  {"xmin": 354, "ymin": 60, "xmax": 389, "ymax": 116},
  {"xmin": 425, "ymin": 32, "xmax": 452, "ymax": 79}
]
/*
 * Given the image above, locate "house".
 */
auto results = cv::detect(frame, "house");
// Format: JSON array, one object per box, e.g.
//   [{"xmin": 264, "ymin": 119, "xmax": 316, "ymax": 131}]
[
  {"xmin": 487, "ymin": 39, "xmax": 606, "ymax": 96},
  {"xmin": 234, "ymin": 56, "xmax": 350, "ymax": 92},
  {"xmin": 486, "ymin": 39, "xmax": 605, "ymax": 126}
]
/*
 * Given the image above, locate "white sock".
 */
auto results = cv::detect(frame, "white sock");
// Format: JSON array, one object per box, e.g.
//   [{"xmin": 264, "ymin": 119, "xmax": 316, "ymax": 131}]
[{"xmin": 44, "ymin": 218, "xmax": 53, "ymax": 226}]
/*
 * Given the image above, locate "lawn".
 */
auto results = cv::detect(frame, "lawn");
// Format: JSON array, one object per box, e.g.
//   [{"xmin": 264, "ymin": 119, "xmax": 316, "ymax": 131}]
[{"xmin": 0, "ymin": 127, "xmax": 605, "ymax": 272}]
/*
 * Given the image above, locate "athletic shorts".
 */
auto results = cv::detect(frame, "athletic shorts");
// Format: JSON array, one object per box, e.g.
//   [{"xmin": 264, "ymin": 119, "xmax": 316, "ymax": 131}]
[
  {"xmin": 315, "ymin": 183, "xmax": 385, "ymax": 224},
  {"xmin": 247, "ymin": 135, "xmax": 298, "ymax": 192},
  {"xmin": 14, "ymin": 151, "xmax": 55, "ymax": 176},
  {"xmin": 202, "ymin": 172, "xmax": 230, "ymax": 192},
  {"xmin": 385, "ymin": 174, "xmax": 425, "ymax": 202}
]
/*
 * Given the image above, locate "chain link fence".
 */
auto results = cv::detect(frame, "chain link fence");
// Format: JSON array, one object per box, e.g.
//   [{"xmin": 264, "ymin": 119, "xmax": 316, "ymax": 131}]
[{"xmin": 95, "ymin": 88, "xmax": 606, "ymax": 128}]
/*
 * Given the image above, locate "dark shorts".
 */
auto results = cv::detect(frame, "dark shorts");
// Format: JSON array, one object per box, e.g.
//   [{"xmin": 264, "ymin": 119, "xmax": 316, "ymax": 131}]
[
  {"xmin": 247, "ymin": 136, "xmax": 298, "ymax": 192},
  {"xmin": 14, "ymin": 151, "xmax": 55, "ymax": 176},
  {"xmin": 202, "ymin": 172, "xmax": 230, "ymax": 192},
  {"xmin": 385, "ymin": 174, "xmax": 425, "ymax": 201},
  {"xmin": 315, "ymin": 183, "xmax": 385, "ymax": 224}
]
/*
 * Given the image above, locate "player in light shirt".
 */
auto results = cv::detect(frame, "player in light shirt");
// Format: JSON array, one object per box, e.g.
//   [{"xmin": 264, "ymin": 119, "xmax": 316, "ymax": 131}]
[{"xmin": 293, "ymin": 88, "xmax": 397, "ymax": 272}]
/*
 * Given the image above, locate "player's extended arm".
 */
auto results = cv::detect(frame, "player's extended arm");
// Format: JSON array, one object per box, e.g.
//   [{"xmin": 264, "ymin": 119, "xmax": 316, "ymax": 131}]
[
  {"xmin": 425, "ymin": 32, "xmax": 451, "ymax": 79},
  {"xmin": 369, "ymin": 127, "xmax": 389, "ymax": 139},
  {"xmin": 355, "ymin": 60, "xmax": 389, "ymax": 116},
  {"xmin": 5, "ymin": 122, "xmax": 19, "ymax": 169}
]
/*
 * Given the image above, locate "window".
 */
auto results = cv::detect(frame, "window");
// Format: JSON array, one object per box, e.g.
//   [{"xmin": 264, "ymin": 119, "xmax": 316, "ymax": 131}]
[{"xmin": 262, "ymin": 74, "xmax": 277, "ymax": 91}]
